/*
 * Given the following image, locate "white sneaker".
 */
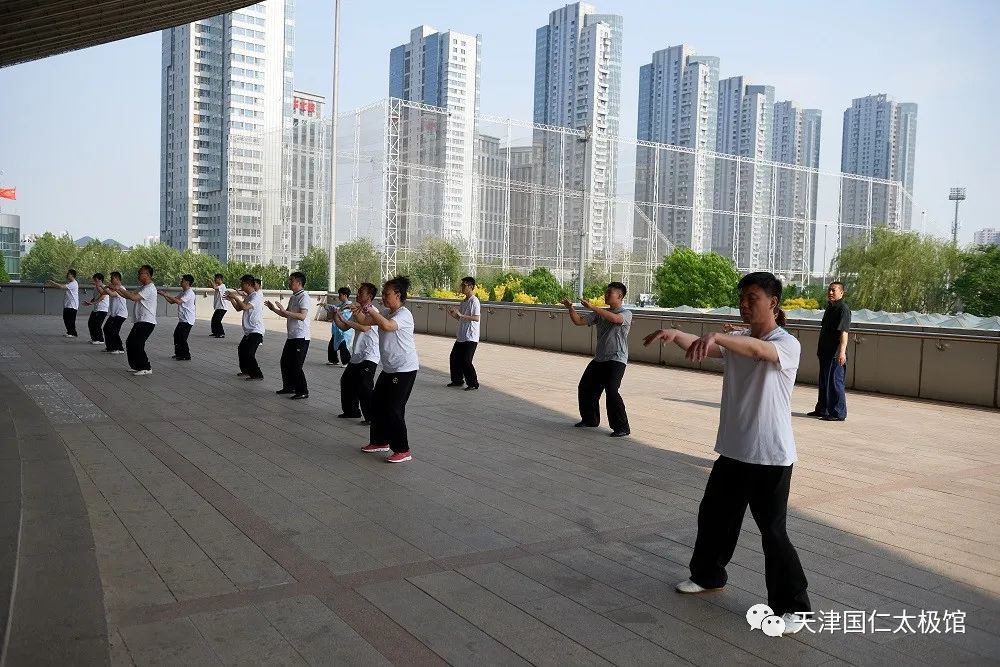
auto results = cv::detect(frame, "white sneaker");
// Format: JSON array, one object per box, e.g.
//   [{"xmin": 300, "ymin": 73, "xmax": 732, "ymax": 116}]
[
  {"xmin": 326, "ymin": 361, "xmax": 338, "ymax": 366},
  {"xmin": 133, "ymin": 369, "xmax": 153, "ymax": 376},
  {"xmin": 675, "ymin": 579, "xmax": 721, "ymax": 594},
  {"xmin": 64, "ymin": 333, "xmax": 76, "ymax": 338},
  {"xmin": 91, "ymin": 341, "xmax": 104, "ymax": 345},
  {"xmin": 782, "ymin": 613, "xmax": 806, "ymax": 635},
  {"xmin": 111, "ymin": 350, "xmax": 125, "ymax": 355}
]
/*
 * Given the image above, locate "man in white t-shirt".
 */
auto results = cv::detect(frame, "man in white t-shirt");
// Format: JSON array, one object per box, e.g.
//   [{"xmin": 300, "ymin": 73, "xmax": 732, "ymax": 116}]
[
  {"xmin": 643, "ymin": 271, "xmax": 810, "ymax": 635},
  {"xmin": 225, "ymin": 274, "xmax": 265, "ymax": 380},
  {"xmin": 207, "ymin": 273, "xmax": 230, "ymax": 338},
  {"xmin": 109, "ymin": 264, "xmax": 157, "ymax": 376},
  {"xmin": 101, "ymin": 271, "xmax": 128, "ymax": 354},
  {"xmin": 267, "ymin": 271, "xmax": 312, "ymax": 399},
  {"xmin": 333, "ymin": 282, "xmax": 380, "ymax": 423},
  {"xmin": 47, "ymin": 269, "xmax": 80, "ymax": 337},
  {"xmin": 446, "ymin": 277, "xmax": 482, "ymax": 391},
  {"xmin": 83, "ymin": 272, "xmax": 109, "ymax": 345},
  {"xmin": 158, "ymin": 274, "xmax": 197, "ymax": 361}
]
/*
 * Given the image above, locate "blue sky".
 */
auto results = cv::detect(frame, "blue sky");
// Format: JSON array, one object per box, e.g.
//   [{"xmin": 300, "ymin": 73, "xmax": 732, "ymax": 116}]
[{"xmin": 0, "ymin": 0, "xmax": 997, "ymax": 252}]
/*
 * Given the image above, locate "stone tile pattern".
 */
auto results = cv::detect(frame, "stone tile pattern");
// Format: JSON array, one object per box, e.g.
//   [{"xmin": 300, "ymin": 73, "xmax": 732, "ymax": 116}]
[{"xmin": 1, "ymin": 315, "xmax": 998, "ymax": 666}]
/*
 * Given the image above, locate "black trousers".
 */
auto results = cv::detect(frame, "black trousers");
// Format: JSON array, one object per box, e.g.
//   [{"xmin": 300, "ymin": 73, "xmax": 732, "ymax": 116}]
[
  {"xmin": 173, "ymin": 322, "xmax": 193, "ymax": 359},
  {"xmin": 125, "ymin": 322, "xmax": 155, "ymax": 371},
  {"xmin": 578, "ymin": 360, "xmax": 629, "ymax": 431},
  {"xmin": 689, "ymin": 456, "xmax": 811, "ymax": 615},
  {"xmin": 328, "ymin": 338, "xmax": 350, "ymax": 364},
  {"xmin": 62, "ymin": 308, "xmax": 78, "ymax": 336},
  {"xmin": 342, "ymin": 360, "xmax": 377, "ymax": 419},
  {"xmin": 238, "ymin": 333, "xmax": 264, "ymax": 379},
  {"xmin": 449, "ymin": 341, "xmax": 479, "ymax": 387},
  {"xmin": 815, "ymin": 354, "xmax": 847, "ymax": 419},
  {"xmin": 210, "ymin": 309, "xmax": 227, "ymax": 337},
  {"xmin": 279, "ymin": 338, "xmax": 310, "ymax": 394},
  {"xmin": 370, "ymin": 370, "xmax": 417, "ymax": 453},
  {"xmin": 103, "ymin": 316, "xmax": 126, "ymax": 351},
  {"xmin": 88, "ymin": 311, "xmax": 107, "ymax": 342}
]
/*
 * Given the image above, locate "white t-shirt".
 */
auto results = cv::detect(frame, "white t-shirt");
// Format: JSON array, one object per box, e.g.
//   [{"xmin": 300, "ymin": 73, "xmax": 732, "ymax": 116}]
[
  {"xmin": 108, "ymin": 292, "xmax": 127, "ymax": 318},
  {"xmin": 378, "ymin": 306, "xmax": 418, "ymax": 373},
  {"xmin": 350, "ymin": 322, "xmax": 380, "ymax": 365},
  {"xmin": 213, "ymin": 284, "xmax": 231, "ymax": 311},
  {"xmin": 135, "ymin": 283, "xmax": 158, "ymax": 324},
  {"xmin": 286, "ymin": 289, "xmax": 312, "ymax": 340},
  {"xmin": 91, "ymin": 288, "xmax": 109, "ymax": 313},
  {"xmin": 177, "ymin": 288, "xmax": 196, "ymax": 325},
  {"xmin": 456, "ymin": 296, "xmax": 481, "ymax": 343},
  {"xmin": 242, "ymin": 290, "xmax": 265, "ymax": 335},
  {"xmin": 64, "ymin": 280, "xmax": 79, "ymax": 309},
  {"xmin": 715, "ymin": 327, "xmax": 800, "ymax": 467}
]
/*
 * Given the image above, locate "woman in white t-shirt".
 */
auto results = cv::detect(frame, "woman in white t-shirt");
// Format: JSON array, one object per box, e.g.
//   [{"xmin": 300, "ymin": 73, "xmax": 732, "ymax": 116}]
[
  {"xmin": 110, "ymin": 264, "xmax": 158, "ymax": 376},
  {"xmin": 83, "ymin": 272, "xmax": 110, "ymax": 344},
  {"xmin": 333, "ymin": 282, "xmax": 380, "ymax": 424},
  {"xmin": 101, "ymin": 271, "xmax": 128, "ymax": 354},
  {"xmin": 359, "ymin": 276, "xmax": 418, "ymax": 463},
  {"xmin": 643, "ymin": 271, "xmax": 810, "ymax": 635},
  {"xmin": 158, "ymin": 274, "xmax": 197, "ymax": 361}
]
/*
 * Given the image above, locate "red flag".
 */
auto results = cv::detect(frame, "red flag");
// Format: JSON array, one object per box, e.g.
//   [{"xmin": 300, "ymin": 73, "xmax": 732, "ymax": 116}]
[{"xmin": 0, "ymin": 188, "xmax": 14, "ymax": 200}]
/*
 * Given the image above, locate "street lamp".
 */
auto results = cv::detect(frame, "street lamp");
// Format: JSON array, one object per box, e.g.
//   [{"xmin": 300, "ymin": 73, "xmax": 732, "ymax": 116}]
[
  {"xmin": 948, "ymin": 187, "xmax": 966, "ymax": 246},
  {"xmin": 326, "ymin": 0, "xmax": 341, "ymax": 294}
]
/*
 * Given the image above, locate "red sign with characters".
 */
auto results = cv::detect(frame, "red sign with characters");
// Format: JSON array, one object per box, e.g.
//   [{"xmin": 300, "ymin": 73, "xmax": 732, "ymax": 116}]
[{"xmin": 292, "ymin": 98, "xmax": 317, "ymax": 114}]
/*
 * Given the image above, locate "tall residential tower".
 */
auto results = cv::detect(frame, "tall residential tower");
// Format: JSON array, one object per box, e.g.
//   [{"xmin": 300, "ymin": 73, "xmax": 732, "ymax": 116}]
[{"xmin": 771, "ymin": 101, "xmax": 821, "ymax": 277}]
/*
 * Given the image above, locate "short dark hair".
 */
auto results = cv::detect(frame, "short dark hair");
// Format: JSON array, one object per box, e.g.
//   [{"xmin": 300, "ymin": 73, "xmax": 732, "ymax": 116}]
[
  {"xmin": 67, "ymin": 269, "xmax": 77, "ymax": 278},
  {"xmin": 289, "ymin": 271, "xmax": 306, "ymax": 287},
  {"xmin": 181, "ymin": 274, "xmax": 194, "ymax": 285},
  {"xmin": 239, "ymin": 274, "xmax": 255, "ymax": 286},
  {"xmin": 110, "ymin": 271, "xmax": 122, "ymax": 281},
  {"xmin": 138, "ymin": 265, "xmax": 154, "ymax": 277},
  {"xmin": 830, "ymin": 281, "xmax": 845, "ymax": 291},
  {"xmin": 254, "ymin": 278, "xmax": 261, "ymax": 287},
  {"xmin": 461, "ymin": 276, "xmax": 476, "ymax": 288},
  {"xmin": 383, "ymin": 275, "xmax": 411, "ymax": 303},
  {"xmin": 338, "ymin": 286, "xmax": 351, "ymax": 297},
  {"xmin": 358, "ymin": 282, "xmax": 378, "ymax": 299},
  {"xmin": 214, "ymin": 273, "xmax": 224, "ymax": 280},
  {"xmin": 737, "ymin": 272, "xmax": 786, "ymax": 327},
  {"xmin": 92, "ymin": 273, "xmax": 104, "ymax": 281},
  {"xmin": 607, "ymin": 281, "xmax": 627, "ymax": 299}
]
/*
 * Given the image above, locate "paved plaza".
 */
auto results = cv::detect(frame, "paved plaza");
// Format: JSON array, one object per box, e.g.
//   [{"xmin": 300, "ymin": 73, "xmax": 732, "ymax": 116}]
[{"xmin": 1, "ymin": 314, "xmax": 998, "ymax": 666}]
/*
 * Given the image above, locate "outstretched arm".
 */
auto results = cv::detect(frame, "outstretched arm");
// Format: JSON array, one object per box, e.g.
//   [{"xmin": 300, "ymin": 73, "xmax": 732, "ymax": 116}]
[
  {"xmin": 361, "ymin": 304, "xmax": 398, "ymax": 332},
  {"xmin": 110, "ymin": 285, "xmax": 143, "ymax": 302},
  {"xmin": 559, "ymin": 299, "xmax": 588, "ymax": 326},
  {"xmin": 336, "ymin": 308, "xmax": 371, "ymax": 332},
  {"xmin": 580, "ymin": 298, "xmax": 624, "ymax": 325}
]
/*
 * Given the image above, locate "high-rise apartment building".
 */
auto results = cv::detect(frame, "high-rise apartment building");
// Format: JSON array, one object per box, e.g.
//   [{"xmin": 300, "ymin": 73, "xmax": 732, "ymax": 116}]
[
  {"xmin": 840, "ymin": 94, "xmax": 918, "ymax": 247},
  {"xmin": 389, "ymin": 25, "xmax": 481, "ymax": 255},
  {"xmin": 160, "ymin": 1, "xmax": 294, "ymax": 265},
  {"xmin": 712, "ymin": 76, "xmax": 774, "ymax": 269},
  {"xmin": 973, "ymin": 228, "xmax": 1000, "ymax": 246},
  {"xmin": 531, "ymin": 2, "xmax": 622, "ymax": 277},
  {"xmin": 632, "ymin": 44, "xmax": 719, "ymax": 260},
  {"xmin": 285, "ymin": 91, "xmax": 330, "ymax": 266},
  {"xmin": 771, "ymin": 101, "xmax": 821, "ymax": 276}
]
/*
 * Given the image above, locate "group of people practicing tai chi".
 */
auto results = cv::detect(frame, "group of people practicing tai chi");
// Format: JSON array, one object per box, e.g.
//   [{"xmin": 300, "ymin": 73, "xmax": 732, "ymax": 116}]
[{"xmin": 48, "ymin": 267, "xmax": 816, "ymax": 631}]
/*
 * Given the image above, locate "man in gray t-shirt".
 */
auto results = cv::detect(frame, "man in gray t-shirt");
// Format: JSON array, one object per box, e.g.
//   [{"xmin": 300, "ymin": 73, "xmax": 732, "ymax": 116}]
[{"xmin": 561, "ymin": 282, "xmax": 633, "ymax": 437}]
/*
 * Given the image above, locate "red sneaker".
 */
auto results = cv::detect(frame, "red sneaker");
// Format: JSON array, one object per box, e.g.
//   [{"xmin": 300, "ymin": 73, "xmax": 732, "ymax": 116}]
[
  {"xmin": 386, "ymin": 451, "xmax": 412, "ymax": 463},
  {"xmin": 361, "ymin": 444, "xmax": 390, "ymax": 453}
]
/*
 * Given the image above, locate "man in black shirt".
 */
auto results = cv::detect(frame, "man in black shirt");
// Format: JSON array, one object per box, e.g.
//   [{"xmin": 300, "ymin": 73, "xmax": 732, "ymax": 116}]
[{"xmin": 808, "ymin": 282, "xmax": 850, "ymax": 421}]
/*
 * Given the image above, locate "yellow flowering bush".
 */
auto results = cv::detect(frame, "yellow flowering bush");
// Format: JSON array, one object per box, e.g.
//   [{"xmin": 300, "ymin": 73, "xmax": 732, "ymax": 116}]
[
  {"xmin": 492, "ymin": 277, "xmax": 522, "ymax": 302},
  {"xmin": 429, "ymin": 288, "xmax": 463, "ymax": 300},
  {"xmin": 782, "ymin": 297, "xmax": 820, "ymax": 310},
  {"xmin": 584, "ymin": 295, "xmax": 607, "ymax": 308},
  {"xmin": 473, "ymin": 285, "xmax": 490, "ymax": 301},
  {"xmin": 512, "ymin": 292, "xmax": 539, "ymax": 304}
]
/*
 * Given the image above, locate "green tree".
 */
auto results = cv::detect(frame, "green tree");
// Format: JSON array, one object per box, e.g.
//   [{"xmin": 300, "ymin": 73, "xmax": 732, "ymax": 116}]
[
  {"xmin": 296, "ymin": 246, "xmax": 329, "ymax": 291},
  {"xmin": 653, "ymin": 248, "xmax": 741, "ymax": 308},
  {"xmin": 0, "ymin": 261, "xmax": 10, "ymax": 283},
  {"xmin": 521, "ymin": 267, "xmax": 570, "ymax": 304},
  {"xmin": 73, "ymin": 240, "xmax": 124, "ymax": 280},
  {"xmin": 250, "ymin": 263, "xmax": 290, "ymax": 290},
  {"xmin": 953, "ymin": 244, "xmax": 1000, "ymax": 317},
  {"xmin": 122, "ymin": 242, "xmax": 183, "ymax": 285},
  {"xmin": 177, "ymin": 250, "xmax": 224, "ymax": 288},
  {"xmin": 20, "ymin": 232, "xmax": 79, "ymax": 282},
  {"xmin": 833, "ymin": 229, "xmax": 961, "ymax": 313},
  {"xmin": 583, "ymin": 262, "xmax": 611, "ymax": 300},
  {"xmin": 335, "ymin": 237, "xmax": 382, "ymax": 289},
  {"xmin": 410, "ymin": 238, "xmax": 463, "ymax": 294}
]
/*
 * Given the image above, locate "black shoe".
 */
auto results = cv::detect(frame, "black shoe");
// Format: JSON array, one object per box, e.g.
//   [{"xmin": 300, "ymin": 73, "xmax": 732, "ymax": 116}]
[
  {"xmin": 806, "ymin": 410, "xmax": 826, "ymax": 417},
  {"xmin": 245, "ymin": 376, "xmax": 264, "ymax": 381},
  {"xmin": 359, "ymin": 420, "xmax": 371, "ymax": 426},
  {"xmin": 177, "ymin": 356, "xmax": 191, "ymax": 361},
  {"xmin": 464, "ymin": 385, "xmax": 479, "ymax": 391},
  {"xmin": 291, "ymin": 393, "xmax": 309, "ymax": 400},
  {"xmin": 337, "ymin": 413, "xmax": 361, "ymax": 418},
  {"xmin": 276, "ymin": 389, "xmax": 295, "ymax": 395},
  {"xmin": 821, "ymin": 415, "xmax": 846, "ymax": 422},
  {"xmin": 447, "ymin": 382, "xmax": 464, "ymax": 387},
  {"xmin": 610, "ymin": 430, "xmax": 631, "ymax": 438},
  {"xmin": 171, "ymin": 355, "xmax": 178, "ymax": 359},
  {"xmin": 574, "ymin": 421, "xmax": 599, "ymax": 428}
]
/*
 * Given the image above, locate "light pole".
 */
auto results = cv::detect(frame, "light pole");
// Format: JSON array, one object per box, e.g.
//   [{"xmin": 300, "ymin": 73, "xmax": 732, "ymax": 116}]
[
  {"xmin": 576, "ymin": 127, "xmax": 591, "ymax": 300},
  {"xmin": 326, "ymin": 0, "xmax": 341, "ymax": 294},
  {"xmin": 948, "ymin": 187, "xmax": 966, "ymax": 246}
]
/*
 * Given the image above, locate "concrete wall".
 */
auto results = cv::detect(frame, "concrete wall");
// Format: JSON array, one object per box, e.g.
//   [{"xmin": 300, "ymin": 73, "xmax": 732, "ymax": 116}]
[{"xmin": 407, "ymin": 298, "xmax": 1000, "ymax": 409}]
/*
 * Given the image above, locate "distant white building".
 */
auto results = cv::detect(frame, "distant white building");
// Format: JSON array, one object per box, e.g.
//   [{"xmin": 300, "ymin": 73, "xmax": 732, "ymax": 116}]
[
  {"xmin": 771, "ymin": 101, "xmax": 822, "ymax": 276},
  {"xmin": 285, "ymin": 90, "xmax": 330, "ymax": 266},
  {"xmin": 973, "ymin": 228, "xmax": 1000, "ymax": 246}
]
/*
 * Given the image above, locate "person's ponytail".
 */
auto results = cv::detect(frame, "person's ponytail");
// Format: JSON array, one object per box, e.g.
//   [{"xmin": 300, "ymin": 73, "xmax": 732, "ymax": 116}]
[{"xmin": 775, "ymin": 307, "xmax": 787, "ymax": 327}]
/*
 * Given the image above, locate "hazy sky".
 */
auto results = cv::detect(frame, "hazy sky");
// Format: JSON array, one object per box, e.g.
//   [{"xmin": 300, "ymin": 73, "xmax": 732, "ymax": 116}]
[{"xmin": 0, "ymin": 0, "xmax": 997, "ymax": 253}]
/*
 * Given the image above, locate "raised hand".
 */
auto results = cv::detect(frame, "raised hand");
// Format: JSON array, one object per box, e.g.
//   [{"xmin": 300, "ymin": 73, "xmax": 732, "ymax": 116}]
[
  {"xmin": 642, "ymin": 329, "xmax": 674, "ymax": 346},
  {"xmin": 559, "ymin": 298, "xmax": 573, "ymax": 309},
  {"xmin": 722, "ymin": 322, "xmax": 747, "ymax": 333},
  {"xmin": 685, "ymin": 333, "xmax": 717, "ymax": 362}
]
